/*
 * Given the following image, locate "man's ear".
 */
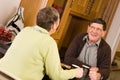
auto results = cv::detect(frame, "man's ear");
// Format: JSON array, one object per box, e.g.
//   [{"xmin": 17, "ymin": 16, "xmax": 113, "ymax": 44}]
[
  {"xmin": 49, "ymin": 24, "xmax": 55, "ymax": 35},
  {"xmin": 102, "ymin": 31, "xmax": 106, "ymax": 37},
  {"xmin": 51, "ymin": 24, "xmax": 56, "ymax": 31}
]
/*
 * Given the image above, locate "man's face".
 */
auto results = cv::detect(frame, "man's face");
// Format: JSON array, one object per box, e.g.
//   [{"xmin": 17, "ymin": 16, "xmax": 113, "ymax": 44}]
[{"xmin": 87, "ymin": 23, "xmax": 106, "ymax": 43}]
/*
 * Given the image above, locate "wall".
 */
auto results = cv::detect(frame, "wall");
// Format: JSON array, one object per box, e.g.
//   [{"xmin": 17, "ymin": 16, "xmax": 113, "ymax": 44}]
[
  {"xmin": 0, "ymin": 0, "xmax": 48, "ymax": 27},
  {"xmin": 106, "ymin": 2, "xmax": 120, "ymax": 62},
  {"xmin": 0, "ymin": 0, "xmax": 21, "ymax": 27}
]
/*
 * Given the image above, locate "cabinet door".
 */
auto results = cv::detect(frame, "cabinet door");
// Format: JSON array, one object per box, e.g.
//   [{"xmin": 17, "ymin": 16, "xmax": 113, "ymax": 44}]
[
  {"xmin": 70, "ymin": 0, "xmax": 89, "ymax": 15},
  {"xmin": 70, "ymin": 0, "xmax": 108, "ymax": 20},
  {"xmin": 21, "ymin": 0, "xmax": 48, "ymax": 26}
]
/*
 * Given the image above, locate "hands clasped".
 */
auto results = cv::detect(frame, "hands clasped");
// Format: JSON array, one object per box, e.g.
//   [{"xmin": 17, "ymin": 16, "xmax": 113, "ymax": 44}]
[
  {"xmin": 75, "ymin": 66, "xmax": 101, "ymax": 80},
  {"xmin": 89, "ymin": 67, "xmax": 101, "ymax": 80}
]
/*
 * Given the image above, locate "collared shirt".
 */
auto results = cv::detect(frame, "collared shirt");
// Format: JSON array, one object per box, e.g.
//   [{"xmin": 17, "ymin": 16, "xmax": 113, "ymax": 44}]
[
  {"xmin": 0, "ymin": 26, "xmax": 77, "ymax": 80},
  {"xmin": 77, "ymin": 35, "xmax": 101, "ymax": 66}
]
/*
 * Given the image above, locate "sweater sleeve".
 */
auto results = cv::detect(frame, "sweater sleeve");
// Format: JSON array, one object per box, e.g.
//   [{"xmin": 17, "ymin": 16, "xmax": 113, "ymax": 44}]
[
  {"xmin": 98, "ymin": 42, "xmax": 111, "ymax": 80},
  {"xmin": 45, "ymin": 41, "xmax": 77, "ymax": 80}
]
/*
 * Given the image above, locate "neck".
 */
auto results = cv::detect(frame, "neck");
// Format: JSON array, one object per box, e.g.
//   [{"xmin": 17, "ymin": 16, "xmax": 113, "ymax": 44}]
[
  {"xmin": 88, "ymin": 40, "xmax": 95, "ymax": 45},
  {"xmin": 49, "ymin": 29, "xmax": 53, "ymax": 35}
]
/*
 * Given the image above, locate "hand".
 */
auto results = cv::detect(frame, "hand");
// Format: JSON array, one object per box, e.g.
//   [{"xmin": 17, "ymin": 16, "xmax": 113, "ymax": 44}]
[
  {"xmin": 89, "ymin": 67, "xmax": 101, "ymax": 80},
  {"xmin": 75, "ymin": 67, "xmax": 83, "ymax": 78}
]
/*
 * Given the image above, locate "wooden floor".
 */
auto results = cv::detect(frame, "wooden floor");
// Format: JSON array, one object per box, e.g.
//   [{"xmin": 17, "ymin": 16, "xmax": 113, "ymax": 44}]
[
  {"xmin": 110, "ymin": 70, "xmax": 120, "ymax": 80},
  {"xmin": 109, "ymin": 59, "xmax": 120, "ymax": 80}
]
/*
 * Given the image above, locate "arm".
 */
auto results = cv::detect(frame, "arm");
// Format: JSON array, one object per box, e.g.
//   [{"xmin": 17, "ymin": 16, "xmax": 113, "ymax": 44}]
[
  {"xmin": 97, "ymin": 41, "xmax": 111, "ymax": 80},
  {"xmin": 45, "ymin": 41, "xmax": 83, "ymax": 80}
]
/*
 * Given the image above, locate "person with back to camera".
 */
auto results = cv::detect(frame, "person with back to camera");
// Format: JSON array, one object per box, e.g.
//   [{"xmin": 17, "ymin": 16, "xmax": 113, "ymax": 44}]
[
  {"xmin": 64, "ymin": 18, "xmax": 111, "ymax": 80},
  {"xmin": 0, "ymin": 7, "xmax": 83, "ymax": 80}
]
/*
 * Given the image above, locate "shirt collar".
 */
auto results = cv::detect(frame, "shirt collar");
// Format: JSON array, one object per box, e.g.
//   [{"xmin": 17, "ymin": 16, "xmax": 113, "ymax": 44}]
[
  {"xmin": 83, "ymin": 35, "xmax": 101, "ymax": 47},
  {"xmin": 34, "ymin": 25, "xmax": 49, "ymax": 34}
]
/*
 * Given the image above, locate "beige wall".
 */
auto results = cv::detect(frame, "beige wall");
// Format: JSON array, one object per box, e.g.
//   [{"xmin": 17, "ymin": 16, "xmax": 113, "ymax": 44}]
[
  {"xmin": 0, "ymin": 0, "xmax": 21, "ymax": 27},
  {"xmin": 106, "ymin": 2, "xmax": 120, "ymax": 62}
]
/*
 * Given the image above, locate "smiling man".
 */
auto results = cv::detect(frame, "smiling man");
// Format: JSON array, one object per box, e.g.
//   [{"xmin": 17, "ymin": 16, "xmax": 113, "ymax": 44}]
[{"xmin": 64, "ymin": 18, "xmax": 111, "ymax": 80}]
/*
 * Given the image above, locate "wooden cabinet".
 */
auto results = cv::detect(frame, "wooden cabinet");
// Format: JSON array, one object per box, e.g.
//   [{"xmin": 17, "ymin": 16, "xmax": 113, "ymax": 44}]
[
  {"xmin": 46, "ymin": 0, "xmax": 54, "ymax": 6},
  {"xmin": 70, "ymin": 0, "xmax": 109, "ymax": 20},
  {"xmin": 47, "ymin": 0, "xmax": 73, "ymax": 49}
]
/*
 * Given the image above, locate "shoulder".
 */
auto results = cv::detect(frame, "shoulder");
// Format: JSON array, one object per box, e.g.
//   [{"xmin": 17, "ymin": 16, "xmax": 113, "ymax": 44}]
[
  {"xmin": 45, "ymin": 36, "xmax": 57, "ymax": 47},
  {"xmin": 76, "ymin": 33, "xmax": 87, "ymax": 38},
  {"xmin": 100, "ymin": 39, "xmax": 111, "ymax": 51},
  {"xmin": 73, "ymin": 33, "xmax": 87, "ymax": 41}
]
